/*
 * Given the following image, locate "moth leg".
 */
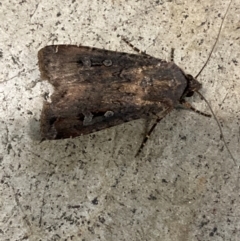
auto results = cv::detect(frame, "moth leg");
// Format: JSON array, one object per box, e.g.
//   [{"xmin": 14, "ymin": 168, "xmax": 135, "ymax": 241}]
[
  {"xmin": 135, "ymin": 116, "xmax": 164, "ymax": 157},
  {"xmin": 121, "ymin": 38, "xmax": 151, "ymax": 57},
  {"xmin": 181, "ymin": 101, "xmax": 211, "ymax": 117}
]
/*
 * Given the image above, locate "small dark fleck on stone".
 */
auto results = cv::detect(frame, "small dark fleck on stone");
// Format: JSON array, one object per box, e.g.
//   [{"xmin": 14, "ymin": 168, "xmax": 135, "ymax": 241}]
[
  {"xmin": 200, "ymin": 221, "xmax": 207, "ymax": 228},
  {"xmin": 148, "ymin": 194, "xmax": 157, "ymax": 200},
  {"xmin": 179, "ymin": 135, "xmax": 186, "ymax": 140},
  {"xmin": 88, "ymin": 226, "xmax": 94, "ymax": 233},
  {"xmin": 57, "ymin": 12, "xmax": 61, "ymax": 17},
  {"xmin": 232, "ymin": 59, "xmax": 238, "ymax": 65},
  {"xmin": 98, "ymin": 216, "xmax": 105, "ymax": 223},
  {"xmin": 131, "ymin": 208, "xmax": 137, "ymax": 213},
  {"xmin": 7, "ymin": 144, "xmax": 12, "ymax": 154},
  {"xmin": 92, "ymin": 197, "xmax": 98, "ymax": 205},
  {"xmin": 162, "ymin": 179, "xmax": 168, "ymax": 183},
  {"xmin": 198, "ymin": 39, "xmax": 204, "ymax": 45}
]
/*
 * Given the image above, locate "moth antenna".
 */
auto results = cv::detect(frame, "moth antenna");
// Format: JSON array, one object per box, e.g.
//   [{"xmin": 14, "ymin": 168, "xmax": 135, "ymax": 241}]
[
  {"xmin": 195, "ymin": 0, "xmax": 233, "ymax": 79},
  {"xmin": 193, "ymin": 0, "xmax": 236, "ymax": 166},
  {"xmin": 196, "ymin": 91, "xmax": 237, "ymax": 166}
]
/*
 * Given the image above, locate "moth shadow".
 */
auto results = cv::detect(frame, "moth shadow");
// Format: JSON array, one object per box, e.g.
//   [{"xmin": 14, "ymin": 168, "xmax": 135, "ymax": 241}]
[{"xmin": 28, "ymin": 117, "xmax": 42, "ymax": 141}]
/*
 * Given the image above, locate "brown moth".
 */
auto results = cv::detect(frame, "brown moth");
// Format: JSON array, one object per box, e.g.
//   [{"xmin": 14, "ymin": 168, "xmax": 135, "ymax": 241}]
[{"xmin": 38, "ymin": 45, "xmax": 201, "ymax": 139}]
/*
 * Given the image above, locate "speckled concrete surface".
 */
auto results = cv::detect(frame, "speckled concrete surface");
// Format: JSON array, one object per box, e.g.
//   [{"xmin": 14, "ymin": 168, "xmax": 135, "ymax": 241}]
[{"xmin": 1, "ymin": 0, "xmax": 240, "ymax": 240}]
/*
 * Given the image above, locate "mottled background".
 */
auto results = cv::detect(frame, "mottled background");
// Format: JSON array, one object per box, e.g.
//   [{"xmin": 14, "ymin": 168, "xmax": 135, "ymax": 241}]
[{"xmin": 1, "ymin": 0, "xmax": 240, "ymax": 240}]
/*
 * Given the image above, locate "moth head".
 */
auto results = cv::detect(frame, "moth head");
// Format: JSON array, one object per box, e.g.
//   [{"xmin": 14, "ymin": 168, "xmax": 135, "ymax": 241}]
[{"xmin": 184, "ymin": 74, "xmax": 202, "ymax": 98}]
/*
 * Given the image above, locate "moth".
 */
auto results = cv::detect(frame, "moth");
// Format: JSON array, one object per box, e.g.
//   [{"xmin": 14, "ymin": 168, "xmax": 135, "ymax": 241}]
[{"xmin": 38, "ymin": 43, "xmax": 209, "ymax": 155}]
